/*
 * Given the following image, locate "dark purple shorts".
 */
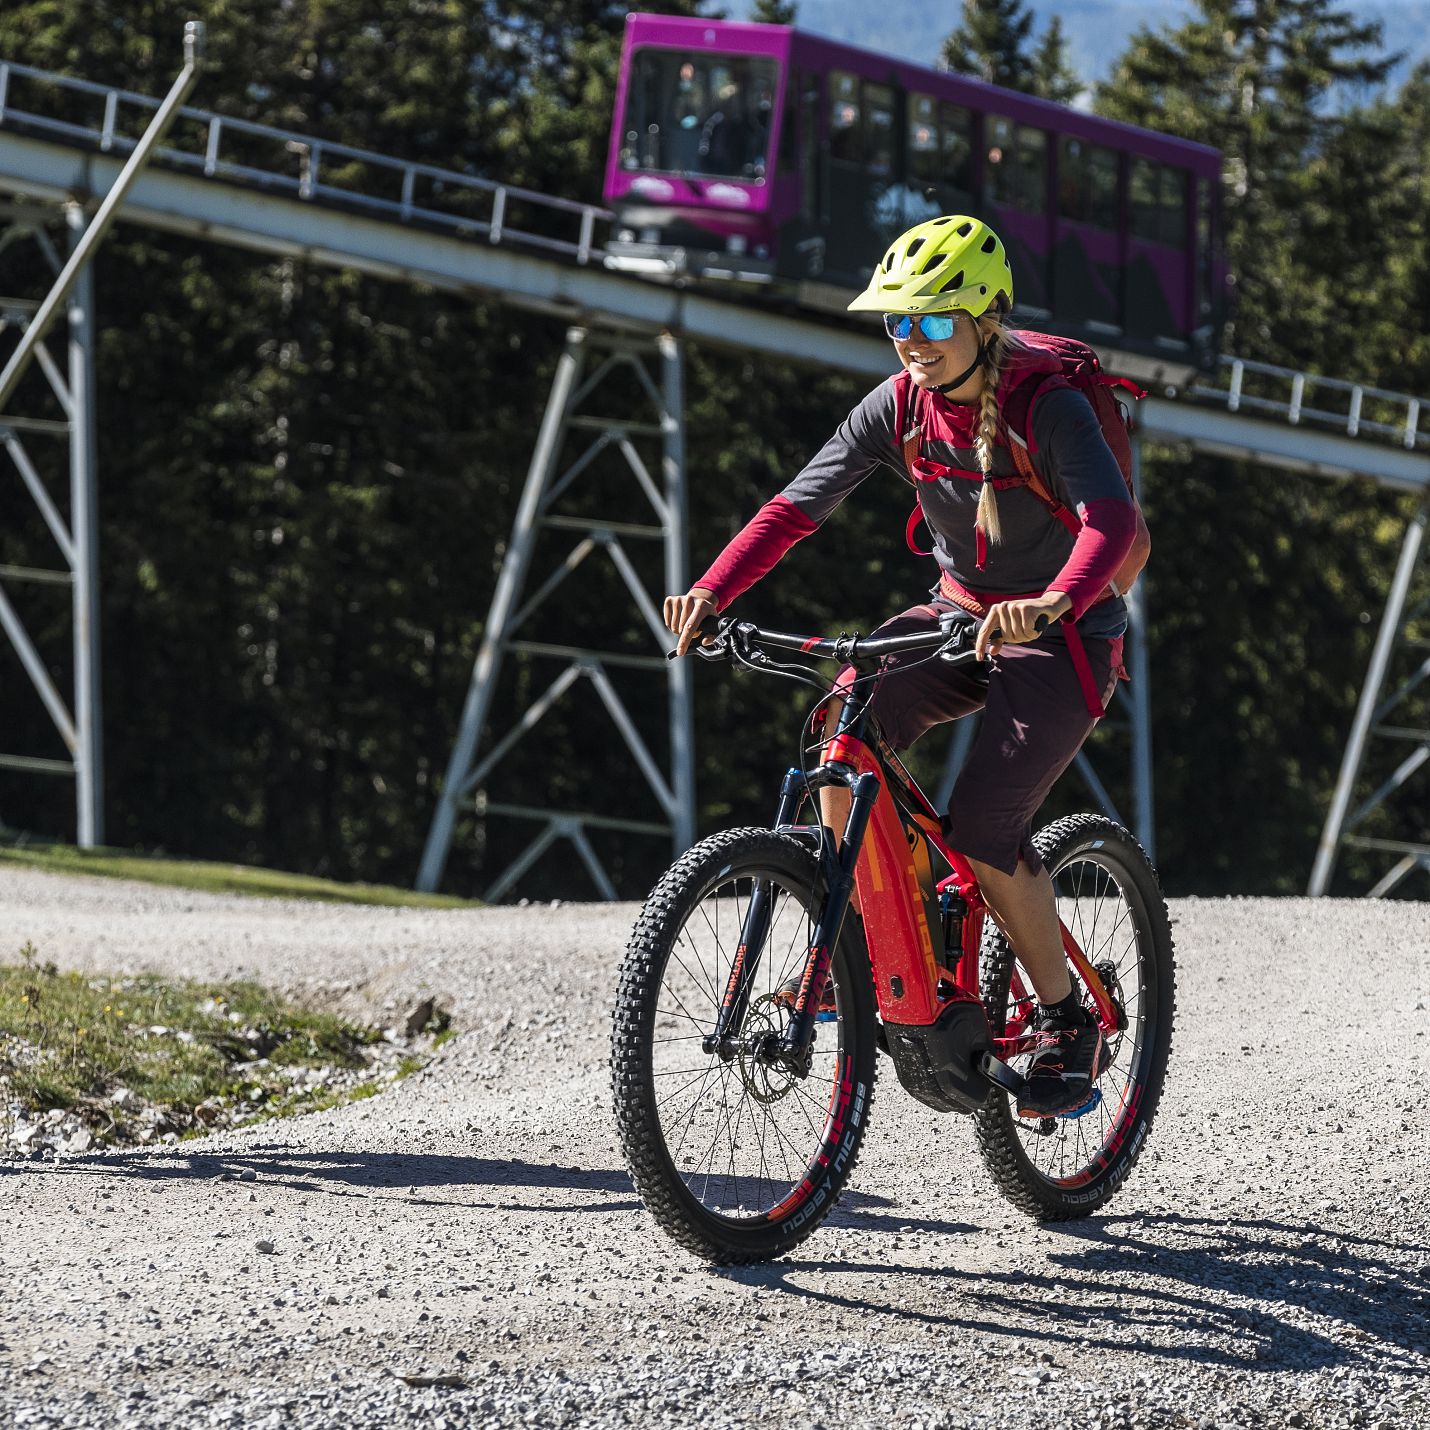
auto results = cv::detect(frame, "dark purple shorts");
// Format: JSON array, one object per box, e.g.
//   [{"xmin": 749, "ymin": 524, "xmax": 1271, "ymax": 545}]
[{"xmin": 834, "ymin": 599, "xmax": 1123, "ymax": 877}]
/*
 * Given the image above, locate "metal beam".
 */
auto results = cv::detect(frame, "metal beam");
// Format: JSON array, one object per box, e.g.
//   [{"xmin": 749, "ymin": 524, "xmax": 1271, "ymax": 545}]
[
  {"xmin": 1140, "ymin": 396, "xmax": 1430, "ymax": 492},
  {"xmin": 67, "ymin": 205, "xmax": 103, "ymax": 844}
]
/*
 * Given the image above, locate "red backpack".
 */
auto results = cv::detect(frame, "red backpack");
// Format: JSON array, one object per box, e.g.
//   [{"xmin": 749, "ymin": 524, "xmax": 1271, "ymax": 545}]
[{"xmin": 895, "ymin": 332, "xmax": 1151, "ymax": 598}]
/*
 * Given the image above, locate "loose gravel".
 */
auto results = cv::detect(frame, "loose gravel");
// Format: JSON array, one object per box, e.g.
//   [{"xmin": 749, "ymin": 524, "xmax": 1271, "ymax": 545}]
[{"xmin": 0, "ymin": 866, "xmax": 1426, "ymax": 1430}]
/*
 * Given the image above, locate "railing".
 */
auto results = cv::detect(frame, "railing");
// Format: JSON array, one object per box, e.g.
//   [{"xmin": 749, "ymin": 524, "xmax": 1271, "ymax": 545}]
[
  {"xmin": 1191, "ymin": 354, "xmax": 1427, "ymax": 453},
  {"xmin": 0, "ymin": 58, "xmax": 612, "ymax": 265}
]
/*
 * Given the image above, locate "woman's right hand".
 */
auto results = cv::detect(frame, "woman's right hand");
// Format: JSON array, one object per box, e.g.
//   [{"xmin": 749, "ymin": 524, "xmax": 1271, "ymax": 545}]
[{"xmin": 664, "ymin": 588, "xmax": 718, "ymax": 656}]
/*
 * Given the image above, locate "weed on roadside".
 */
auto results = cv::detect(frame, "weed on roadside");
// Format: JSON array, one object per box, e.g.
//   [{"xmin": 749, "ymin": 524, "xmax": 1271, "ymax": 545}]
[{"xmin": 0, "ymin": 942, "xmax": 452, "ymax": 1156}]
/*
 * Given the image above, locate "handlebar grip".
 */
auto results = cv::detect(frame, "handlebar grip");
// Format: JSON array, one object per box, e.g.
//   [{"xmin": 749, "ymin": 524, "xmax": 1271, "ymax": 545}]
[
  {"xmin": 988, "ymin": 613, "xmax": 1052, "ymax": 644},
  {"xmin": 666, "ymin": 611, "xmax": 725, "ymax": 660}
]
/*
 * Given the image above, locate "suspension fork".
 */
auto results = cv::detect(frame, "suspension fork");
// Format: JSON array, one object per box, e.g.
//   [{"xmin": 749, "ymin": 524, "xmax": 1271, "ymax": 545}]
[
  {"xmin": 778, "ymin": 765, "xmax": 879, "ymax": 1068},
  {"xmin": 704, "ymin": 767, "xmax": 821, "ymax": 1055},
  {"xmin": 703, "ymin": 763, "xmax": 878, "ymax": 1064}
]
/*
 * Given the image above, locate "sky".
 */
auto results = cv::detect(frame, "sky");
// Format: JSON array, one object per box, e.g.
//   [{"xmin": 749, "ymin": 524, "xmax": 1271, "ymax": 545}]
[{"xmin": 735, "ymin": 1, "xmax": 1430, "ymax": 94}]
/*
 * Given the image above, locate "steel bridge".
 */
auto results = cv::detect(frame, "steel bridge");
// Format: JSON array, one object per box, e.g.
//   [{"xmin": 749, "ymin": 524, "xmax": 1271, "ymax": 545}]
[{"xmin": 0, "ymin": 46, "xmax": 1425, "ymax": 898}]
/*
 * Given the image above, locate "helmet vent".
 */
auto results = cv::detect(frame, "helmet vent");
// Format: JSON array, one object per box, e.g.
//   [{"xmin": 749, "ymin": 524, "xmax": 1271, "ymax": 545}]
[
  {"xmin": 956, "ymin": 220, "xmax": 973, "ymax": 236},
  {"xmin": 932, "ymin": 216, "xmax": 953, "ymax": 226},
  {"xmin": 981, "ymin": 235, "xmax": 997, "ymax": 254},
  {"xmin": 906, "ymin": 237, "xmax": 926, "ymax": 259},
  {"xmin": 883, "ymin": 248, "xmax": 896, "ymax": 271},
  {"xmin": 919, "ymin": 251, "xmax": 945, "ymax": 275},
  {"xmin": 937, "ymin": 268, "xmax": 965, "ymax": 293}
]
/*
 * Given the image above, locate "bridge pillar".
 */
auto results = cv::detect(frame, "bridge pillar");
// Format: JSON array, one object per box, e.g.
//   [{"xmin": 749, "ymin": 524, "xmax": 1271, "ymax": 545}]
[{"xmin": 417, "ymin": 326, "xmax": 695, "ymax": 898}]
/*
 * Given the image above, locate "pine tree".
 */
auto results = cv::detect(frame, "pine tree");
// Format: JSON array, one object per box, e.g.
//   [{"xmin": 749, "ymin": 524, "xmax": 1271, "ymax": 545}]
[
  {"xmin": 1031, "ymin": 15, "xmax": 1080, "ymax": 104},
  {"xmin": 940, "ymin": 0, "xmax": 1036, "ymax": 92},
  {"xmin": 750, "ymin": 0, "xmax": 798, "ymax": 24},
  {"xmin": 941, "ymin": 0, "xmax": 1081, "ymax": 102}
]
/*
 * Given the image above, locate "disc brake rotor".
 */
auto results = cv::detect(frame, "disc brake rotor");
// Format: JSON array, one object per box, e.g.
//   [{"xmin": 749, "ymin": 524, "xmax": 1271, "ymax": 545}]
[{"xmin": 736, "ymin": 995, "xmax": 803, "ymax": 1105}]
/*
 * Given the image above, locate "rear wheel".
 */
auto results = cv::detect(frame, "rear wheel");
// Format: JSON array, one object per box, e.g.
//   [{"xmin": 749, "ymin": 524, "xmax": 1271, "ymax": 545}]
[
  {"xmin": 611, "ymin": 828, "xmax": 877, "ymax": 1262},
  {"xmin": 974, "ymin": 814, "xmax": 1175, "ymax": 1219}
]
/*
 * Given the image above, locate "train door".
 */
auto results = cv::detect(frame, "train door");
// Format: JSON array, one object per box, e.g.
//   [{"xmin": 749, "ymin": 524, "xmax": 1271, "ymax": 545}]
[
  {"xmin": 775, "ymin": 67, "xmax": 829, "ymax": 279},
  {"xmin": 983, "ymin": 114, "xmax": 1053, "ymax": 315},
  {"xmin": 1124, "ymin": 159, "xmax": 1191, "ymax": 347},
  {"xmin": 908, "ymin": 94, "xmax": 977, "ymax": 226},
  {"xmin": 1052, "ymin": 136, "xmax": 1122, "ymax": 333}
]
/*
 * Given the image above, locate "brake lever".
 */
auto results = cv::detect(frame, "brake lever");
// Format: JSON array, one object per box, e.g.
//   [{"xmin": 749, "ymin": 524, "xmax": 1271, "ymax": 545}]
[
  {"xmin": 939, "ymin": 612, "xmax": 1052, "ymax": 661},
  {"xmin": 666, "ymin": 614, "xmax": 731, "ymax": 661}
]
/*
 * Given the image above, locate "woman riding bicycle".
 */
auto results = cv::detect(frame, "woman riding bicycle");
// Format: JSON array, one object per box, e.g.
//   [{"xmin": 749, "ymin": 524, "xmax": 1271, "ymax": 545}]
[{"xmin": 663, "ymin": 215, "xmax": 1140, "ymax": 1120}]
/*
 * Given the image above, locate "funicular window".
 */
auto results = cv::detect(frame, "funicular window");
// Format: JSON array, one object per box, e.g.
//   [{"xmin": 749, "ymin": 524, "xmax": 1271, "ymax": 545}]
[
  {"xmin": 619, "ymin": 49, "xmax": 780, "ymax": 181},
  {"xmin": 865, "ymin": 83, "xmax": 895, "ymax": 176},
  {"xmin": 829, "ymin": 70, "xmax": 862, "ymax": 164},
  {"xmin": 1130, "ymin": 159, "xmax": 1189, "ymax": 247},
  {"xmin": 909, "ymin": 93, "xmax": 940, "ymax": 184},
  {"xmin": 1058, "ymin": 137, "xmax": 1119, "ymax": 229},
  {"xmin": 986, "ymin": 116, "xmax": 1047, "ymax": 212}
]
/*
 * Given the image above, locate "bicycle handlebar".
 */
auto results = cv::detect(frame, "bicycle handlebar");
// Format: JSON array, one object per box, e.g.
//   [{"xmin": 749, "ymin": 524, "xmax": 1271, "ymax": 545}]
[{"xmin": 668, "ymin": 611, "xmax": 1053, "ymax": 669}]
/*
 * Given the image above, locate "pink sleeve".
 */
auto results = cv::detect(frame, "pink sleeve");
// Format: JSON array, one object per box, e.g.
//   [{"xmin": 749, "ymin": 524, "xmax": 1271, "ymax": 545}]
[
  {"xmin": 1046, "ymin": 497, "xmax": 1137, "ymax": 620},
  {"xmin": 695, "ymin": 494, "xmax": 819, "ymax": 611}
]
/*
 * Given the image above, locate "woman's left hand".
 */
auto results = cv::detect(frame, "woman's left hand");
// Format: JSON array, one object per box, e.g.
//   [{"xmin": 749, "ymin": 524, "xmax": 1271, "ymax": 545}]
[{"xmin": 975, "ymin": 591, "xmax": 1073, "ymax": 662}]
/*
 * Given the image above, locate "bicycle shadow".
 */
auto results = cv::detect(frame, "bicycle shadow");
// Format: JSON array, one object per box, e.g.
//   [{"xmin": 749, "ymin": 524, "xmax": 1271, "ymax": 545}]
[
  {"xmin": 8, "ymin": 1148, "xmax": 950, "ymax": 1228},
  {"xmin": 724, "ymin": 1212, "xmax": 1430, "ymax": 1371},
  {"xmin": 7, "ymin": 1147, "xmax": 647, "ymax": 1213}
]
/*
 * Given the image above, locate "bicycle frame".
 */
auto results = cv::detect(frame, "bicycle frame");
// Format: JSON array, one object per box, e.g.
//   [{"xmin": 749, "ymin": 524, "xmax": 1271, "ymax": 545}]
[{"xmin": 705, "ymin": 631, "xmax": 1120, "ymax": 1113}]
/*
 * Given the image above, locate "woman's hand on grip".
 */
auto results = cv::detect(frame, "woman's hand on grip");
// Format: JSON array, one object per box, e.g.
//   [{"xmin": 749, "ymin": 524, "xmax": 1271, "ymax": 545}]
[
  {"xmin": 975, "ymin": 591, "xmax": 1072, "ymax": 662},
  {"xmin": 664, "ymin": 588, "xmax": 719, "ymax": 656}
]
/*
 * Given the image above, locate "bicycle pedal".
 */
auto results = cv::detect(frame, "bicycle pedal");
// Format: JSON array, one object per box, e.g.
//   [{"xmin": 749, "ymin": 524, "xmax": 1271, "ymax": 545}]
[{"xmin": 1060, "ymin": 1088, "xmax": 1103, "ymax": 1120}]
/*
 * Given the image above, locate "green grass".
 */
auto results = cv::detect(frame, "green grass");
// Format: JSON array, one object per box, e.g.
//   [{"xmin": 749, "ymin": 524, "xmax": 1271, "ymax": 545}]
[
  {"xmin": 0, "ymin": 840, "xmax": 476, "ymax": 908},
  {"xmin": 0, "ymin": 943, "xmax": 438, "ymax": 1147}
]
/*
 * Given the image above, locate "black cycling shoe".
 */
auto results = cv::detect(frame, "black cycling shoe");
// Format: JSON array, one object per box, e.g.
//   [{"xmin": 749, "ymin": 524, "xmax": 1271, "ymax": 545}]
[{"xmin": 1016, "ymin": 1006, "xmax": 1109, "ymax": 1119}]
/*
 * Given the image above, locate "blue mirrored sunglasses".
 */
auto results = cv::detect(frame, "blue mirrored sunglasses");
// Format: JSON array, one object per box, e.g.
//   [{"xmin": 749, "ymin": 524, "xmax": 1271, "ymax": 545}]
[{"xmin": 883, "ymin": 311, "xmax": 964, "ymax": 342}]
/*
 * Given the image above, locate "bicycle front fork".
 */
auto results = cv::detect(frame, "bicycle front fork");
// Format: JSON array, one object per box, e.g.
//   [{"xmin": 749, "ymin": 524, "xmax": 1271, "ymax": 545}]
[{"xmin": 702, "ymin": 763, "xmax": 879, "ymax": 1071}]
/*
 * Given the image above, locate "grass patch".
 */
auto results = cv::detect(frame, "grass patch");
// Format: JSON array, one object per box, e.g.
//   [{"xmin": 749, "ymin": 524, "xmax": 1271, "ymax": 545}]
[
  {"xmin": 0, "ymin": 840, "xmax": 476, "ymax": 908},
  {"xmin": 1, "ymin": 943, "xmax": 446, "ymax": 1153}
]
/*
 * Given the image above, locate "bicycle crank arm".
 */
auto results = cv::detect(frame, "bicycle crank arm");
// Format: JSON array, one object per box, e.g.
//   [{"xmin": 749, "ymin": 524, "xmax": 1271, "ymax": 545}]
[{"xmin": 978, "ymin": 1051, "xmax": 1025, "ymax": 1095}]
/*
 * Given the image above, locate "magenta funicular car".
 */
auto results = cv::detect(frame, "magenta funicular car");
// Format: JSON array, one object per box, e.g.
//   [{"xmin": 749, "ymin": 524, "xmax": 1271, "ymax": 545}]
[{"xmin": 603, "ymin": 13, "xmax": 1226, "ymax": 387}]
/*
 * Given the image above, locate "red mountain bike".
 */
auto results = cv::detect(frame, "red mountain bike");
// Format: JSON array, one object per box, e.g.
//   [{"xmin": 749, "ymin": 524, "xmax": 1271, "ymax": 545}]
[{"xmin": 612, "ymin": 613, "xmax": 1175, "ymax": 1263}]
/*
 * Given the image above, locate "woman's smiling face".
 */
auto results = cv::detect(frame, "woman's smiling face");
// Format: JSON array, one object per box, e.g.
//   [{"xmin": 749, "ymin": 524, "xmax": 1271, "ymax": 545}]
[{"xmin": 894, "ymin": 311, "xmax": 980, "ymax": 392}]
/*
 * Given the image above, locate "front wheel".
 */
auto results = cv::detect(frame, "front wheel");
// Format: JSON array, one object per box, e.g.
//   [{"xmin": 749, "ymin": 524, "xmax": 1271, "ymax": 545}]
[
  {"xmin": 611, "ymin": 828, "xmax": 877, "ymax": 1263},
  {"xmin": 974, "ymin": 814, "xmax": 1176, "ymax": 1219}
]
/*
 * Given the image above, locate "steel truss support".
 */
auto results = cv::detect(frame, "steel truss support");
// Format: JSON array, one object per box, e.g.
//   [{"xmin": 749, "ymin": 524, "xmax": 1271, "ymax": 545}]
[
  {"xmin": 0, "ymin": 206, "xmax": 105, "ymax": 842},
  {"xmin": 1310, "ymin": 497, "xmax": 1430, "ymax": 897},
  {"xmin": 933, "ymin": 433, "xmax": 1156, "ymax": 859},
  {"xmin": 417, "ymin": 326, "xmax": 693, "ymax": 898},
  {"xmin": 0, "ymin": 26, "xmax": 201, "ymax": 847}
]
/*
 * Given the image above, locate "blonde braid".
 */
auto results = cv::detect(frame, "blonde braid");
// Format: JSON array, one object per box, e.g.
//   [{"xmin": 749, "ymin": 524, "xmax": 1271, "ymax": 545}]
[{"xmin": 972, "ymin": 315, "xmax": 1008, "ymax": 545}]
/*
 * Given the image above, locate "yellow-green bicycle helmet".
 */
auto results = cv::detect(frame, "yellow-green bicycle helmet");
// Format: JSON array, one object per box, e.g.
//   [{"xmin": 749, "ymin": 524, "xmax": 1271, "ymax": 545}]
[{"xmin": 848, "ymin": 214, "xmax": 1013, "ymax": 316}]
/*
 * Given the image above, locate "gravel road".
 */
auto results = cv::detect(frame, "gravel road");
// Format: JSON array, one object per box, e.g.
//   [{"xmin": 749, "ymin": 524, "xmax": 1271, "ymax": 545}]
[{"xmin": 1, "ymin": 866, "xmax": 1427, "ymax": 1430}]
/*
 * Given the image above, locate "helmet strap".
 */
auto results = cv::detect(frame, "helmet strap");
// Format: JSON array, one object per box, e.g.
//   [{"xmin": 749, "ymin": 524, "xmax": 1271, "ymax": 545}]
[{"xmin": 934, "ymin": 336, "xmax": 986, "ymax": 396}]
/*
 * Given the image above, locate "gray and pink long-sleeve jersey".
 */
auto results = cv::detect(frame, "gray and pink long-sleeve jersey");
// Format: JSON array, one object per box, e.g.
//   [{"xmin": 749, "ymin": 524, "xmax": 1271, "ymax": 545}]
[{"xmin": 696, "ymin": 376, "xmax": 1137, "ymax": 641}]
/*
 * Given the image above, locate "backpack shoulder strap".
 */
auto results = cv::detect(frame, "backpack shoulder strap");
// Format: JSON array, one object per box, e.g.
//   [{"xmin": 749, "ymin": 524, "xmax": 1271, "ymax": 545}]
[
  {"xmin": 895, "ymin": 372, "xmax": 923, "ymax": 481},
  {"xmin": 1003, "ymin": 420, "xmax": 1081, "ymax": 539}
]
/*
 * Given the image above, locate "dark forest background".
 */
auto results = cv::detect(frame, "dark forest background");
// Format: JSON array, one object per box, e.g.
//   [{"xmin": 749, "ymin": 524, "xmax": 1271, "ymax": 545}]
[{"xmin": 0, "ymin": 0, "xmax": 1425, "ymax": 899}]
